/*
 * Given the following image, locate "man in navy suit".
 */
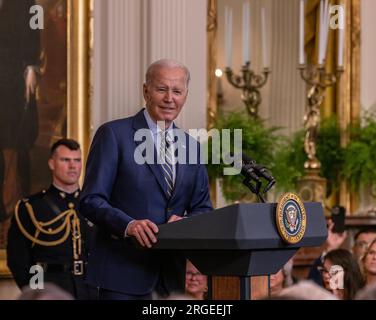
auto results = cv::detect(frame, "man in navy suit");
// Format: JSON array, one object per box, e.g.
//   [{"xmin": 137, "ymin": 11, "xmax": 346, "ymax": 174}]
[{"xmin": 80, "ymin": 59, "xmax": 213, "ymax": 299}]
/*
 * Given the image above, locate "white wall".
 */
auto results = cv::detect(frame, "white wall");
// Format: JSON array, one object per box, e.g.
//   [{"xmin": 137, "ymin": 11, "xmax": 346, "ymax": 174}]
[
  {"xmin": 359, "ymin": 0, "xmax": 376, "ymax": 214},
  {"xmin": 217, "ymin": 0, "xmax": 305, "ymax": 136},
  {"xmin": 92, "ymin": 0, "xmax": 143, "ymax": 135},
  {"xmin": 361, "ymin": 0, "xmax": 376, "ymax": 112},
  {"xmin": 92, "ymin": 0, "xmax": 208, "ymax": 136}
]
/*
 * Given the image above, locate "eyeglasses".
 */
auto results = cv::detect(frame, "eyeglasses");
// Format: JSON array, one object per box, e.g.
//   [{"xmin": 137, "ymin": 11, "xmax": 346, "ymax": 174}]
[{"xmin": 317, "ymin": 266, "xmax": 329, "ymax": 275}]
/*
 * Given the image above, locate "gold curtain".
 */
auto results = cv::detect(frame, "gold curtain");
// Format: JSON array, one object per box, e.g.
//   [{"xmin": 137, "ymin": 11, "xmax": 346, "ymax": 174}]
[
  {"xmin": 207, "ymin": 0, "xmax": 218, "ymax": 206},
  {"xmin": 305, "ymin": 0, "xmax": 338, "ymax": 117},
  {"xmin": 339, "ymin": 0, "xmax": 361, "ymax": 212},
  {"xmin": 67, "ymin": 0, "xmax": 92, "ymax": 181},
  {"xmin": 207, "ymin": 0, "xmax": 218, "ymax": 130},
  {"xmin": 305, "ymin": 0, "xmax": 360, "ymax": 212}
]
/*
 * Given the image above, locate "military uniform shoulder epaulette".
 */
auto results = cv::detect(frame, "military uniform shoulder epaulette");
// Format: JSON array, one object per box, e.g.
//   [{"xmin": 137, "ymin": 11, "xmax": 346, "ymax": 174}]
[{"xmin": 20, "ymin": 190, "xmax": 47, "ymax": 205}]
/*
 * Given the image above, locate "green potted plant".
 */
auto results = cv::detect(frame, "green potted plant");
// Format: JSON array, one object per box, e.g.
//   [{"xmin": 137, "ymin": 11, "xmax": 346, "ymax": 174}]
[
  {"xmin": 205, "ymin": 111, "xmax": 282, "ymax": 203},
  {"xmin": 271, "ymin": 130, "xmax": 305, "ymax": 193},
  {"xmin": 343, "ymin": 114, "xmax": 376, "ymax": 191},
  {"xmin": 316, "ymin": 116, "xmax": 345, "ymax": 195},
  {"xmin": 206, "ymin": 112, "xmax": 345, "ymax": 203},
  {"xmin": 272, "ymin": 116, "xmax": 344, "ymax": 196}
]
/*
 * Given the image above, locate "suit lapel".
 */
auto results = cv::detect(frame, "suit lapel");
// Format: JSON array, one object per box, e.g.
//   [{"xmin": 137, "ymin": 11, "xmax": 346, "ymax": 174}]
[
  {"xmin": 132, "ymin": 109, "xmax": 169, "ymax": 198},
  {"xmin": 169, "ymin": 132, "xmax": 188, "ymax": 202},
  {"xmin": 169, "ymin": 162, "xmax": 186, "ymax": 202}
]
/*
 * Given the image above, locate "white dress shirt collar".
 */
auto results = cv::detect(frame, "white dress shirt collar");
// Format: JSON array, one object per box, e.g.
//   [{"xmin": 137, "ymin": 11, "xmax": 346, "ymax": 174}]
[{"xmin": 143, "ymin": 108, "xmax": 174, "ymax": 137}]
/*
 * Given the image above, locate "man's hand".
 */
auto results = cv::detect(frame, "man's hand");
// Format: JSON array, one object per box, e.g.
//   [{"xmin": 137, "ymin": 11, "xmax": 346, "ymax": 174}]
[
  {"xmin": 325, "ymin": 219, "xmax": 347, "ymax": 252},
  {"xmin": 167, "ymin": 214, "xmax": 183, "ymax": 223},
  {"xmin": 126, "ymin": 219, "xmax": 158, "ymax": 248},
  {"xmin": 25, "ymin": 67, "xmax": 38, "ymax": 103}
]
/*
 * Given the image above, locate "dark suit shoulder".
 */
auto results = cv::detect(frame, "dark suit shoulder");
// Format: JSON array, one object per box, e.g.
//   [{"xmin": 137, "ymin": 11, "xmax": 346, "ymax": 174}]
[
  {"xmin": 95, "ymin": 117, "xmax": 135, "ymax": 142},
  {"xmin": 100, "ymin": 115, "xmax": 135, "ymax": 131}
]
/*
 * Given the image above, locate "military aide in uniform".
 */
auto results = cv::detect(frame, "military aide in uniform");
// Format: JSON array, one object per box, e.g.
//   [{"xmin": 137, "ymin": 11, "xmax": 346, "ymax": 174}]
[{"xmin": 7, "ymin": 139, "xmax": 94, "ymax": 299}]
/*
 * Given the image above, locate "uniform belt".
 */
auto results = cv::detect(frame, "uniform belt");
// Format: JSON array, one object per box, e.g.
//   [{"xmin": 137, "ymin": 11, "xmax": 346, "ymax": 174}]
[{"xmin": 37, "ymin": 261, "xmax": 85, "ymax": 276}]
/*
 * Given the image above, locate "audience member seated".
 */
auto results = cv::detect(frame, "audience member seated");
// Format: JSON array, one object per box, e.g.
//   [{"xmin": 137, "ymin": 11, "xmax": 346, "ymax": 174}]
[
  {"xmin": 361, "ymin": 239, "xmax": 376, "ymax": 286},
  {"xmin": 308, "ymin": 219, "xmax": 347, "ymax": 286},
  {"xmin": 185, "ymin": 260, "xmax": 208, "ymax": 300},
  {"xmin": 320, "ymin": 249, "xmax": 364, "ymax": 300},
  {"xmin": 353, "ymin": 228, "xmax": 376, "ymax": 262},
  {"xmin": 18, "ymin": 283, "xmax": 73, "ymax": 300}
]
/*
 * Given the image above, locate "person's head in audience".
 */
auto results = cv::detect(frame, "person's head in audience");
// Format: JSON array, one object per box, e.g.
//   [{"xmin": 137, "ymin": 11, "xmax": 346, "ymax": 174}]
[
  {"xmin": 270, "ymin": 269, "xmax": 285, "ymax": 296},
  {"xmin": 49, "ymin": 138, "xmax": 82, "ymax": 193},
  {"xmin": 276, "ymin": 280, "xmax": 337, "ymax": 300},
  {"xmin": 270, "ymin": 258, "xmax": 295, "ymax": 296},
  {"xmin": 18, "ymin": 283, "xmax": 74, "ymax": 300},
  {"xmin": 362, "ymin": 239, "xmax": 376, "ymax": 286},
  {"xmin": 321, "ymin": 249, "xmax": 364, "ymax": 300},
  {"xmin": 185, "ymin": 260, "xmax": 207, "ymax": 300},
  {"xmin": 352, "ymin": 228, "xmax": 376, "ymax": 261}
]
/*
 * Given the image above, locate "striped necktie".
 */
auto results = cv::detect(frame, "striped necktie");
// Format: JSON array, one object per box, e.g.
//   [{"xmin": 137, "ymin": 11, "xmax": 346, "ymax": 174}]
[{"xmin": 160, "ymin": 131, "xmax": 174, "ymax": 198}]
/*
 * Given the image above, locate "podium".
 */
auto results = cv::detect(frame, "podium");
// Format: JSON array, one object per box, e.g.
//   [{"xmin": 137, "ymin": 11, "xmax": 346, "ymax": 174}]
[{"xmin": 152, "ymin": 202, "xmax": 327, "ymax": 299}]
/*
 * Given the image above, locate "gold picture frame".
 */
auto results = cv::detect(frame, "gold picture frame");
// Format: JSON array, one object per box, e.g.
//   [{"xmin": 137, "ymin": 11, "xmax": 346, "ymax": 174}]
[{"xmin": 0, "ymin": 0, "xmax": 92, "ymax": 278}]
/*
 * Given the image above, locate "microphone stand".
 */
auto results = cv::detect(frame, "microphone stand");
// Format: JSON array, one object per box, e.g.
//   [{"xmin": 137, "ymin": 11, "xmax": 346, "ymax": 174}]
[
  {"xmin": 241, "ymin": 164, "xmax": 275, "ymax": 299},
  {"xmin": 242, "ymin": 178, "xmax": 266, "ymax": 203},
  {"xmin": 239, "ymin": 157, "xmax": 275, "ymax": 204},
  {"xmin": 239, "ymin": 174, "xmax": 267, "ymax": 300}
]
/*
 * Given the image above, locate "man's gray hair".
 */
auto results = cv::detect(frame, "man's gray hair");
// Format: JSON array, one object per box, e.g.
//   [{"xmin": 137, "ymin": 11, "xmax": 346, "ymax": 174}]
[{"xmin": 145, "ymin": 59, "xmax": 191, "ymax": 87}]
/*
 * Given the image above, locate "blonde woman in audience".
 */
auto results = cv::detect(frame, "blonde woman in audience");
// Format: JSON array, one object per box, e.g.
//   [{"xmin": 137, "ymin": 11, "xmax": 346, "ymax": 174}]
[
  {"xmin": 362, "ymin": 239, "xmax": 376, "ymax": 286},
  {"xmin": 185, "ymin": 260, "xmax": 208, "ymax": 300}
]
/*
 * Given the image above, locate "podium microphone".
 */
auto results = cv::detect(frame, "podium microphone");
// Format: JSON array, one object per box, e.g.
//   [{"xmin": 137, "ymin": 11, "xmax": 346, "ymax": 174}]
[{"xmin": 241, "ymin": 153, "xmax": 275, "ymax": 194}]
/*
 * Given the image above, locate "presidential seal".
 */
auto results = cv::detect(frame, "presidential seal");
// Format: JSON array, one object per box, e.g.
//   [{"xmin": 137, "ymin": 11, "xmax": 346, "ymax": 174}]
[{"xmin": 276, "ymin": 193, "xmax": 306, "ymax": 244}]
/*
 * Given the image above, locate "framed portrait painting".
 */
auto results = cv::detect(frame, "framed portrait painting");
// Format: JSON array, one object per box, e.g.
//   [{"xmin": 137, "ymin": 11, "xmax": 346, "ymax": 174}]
[{"xmin": 0, "ymin": 0, "xmax": 91, "ymax": 277}]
